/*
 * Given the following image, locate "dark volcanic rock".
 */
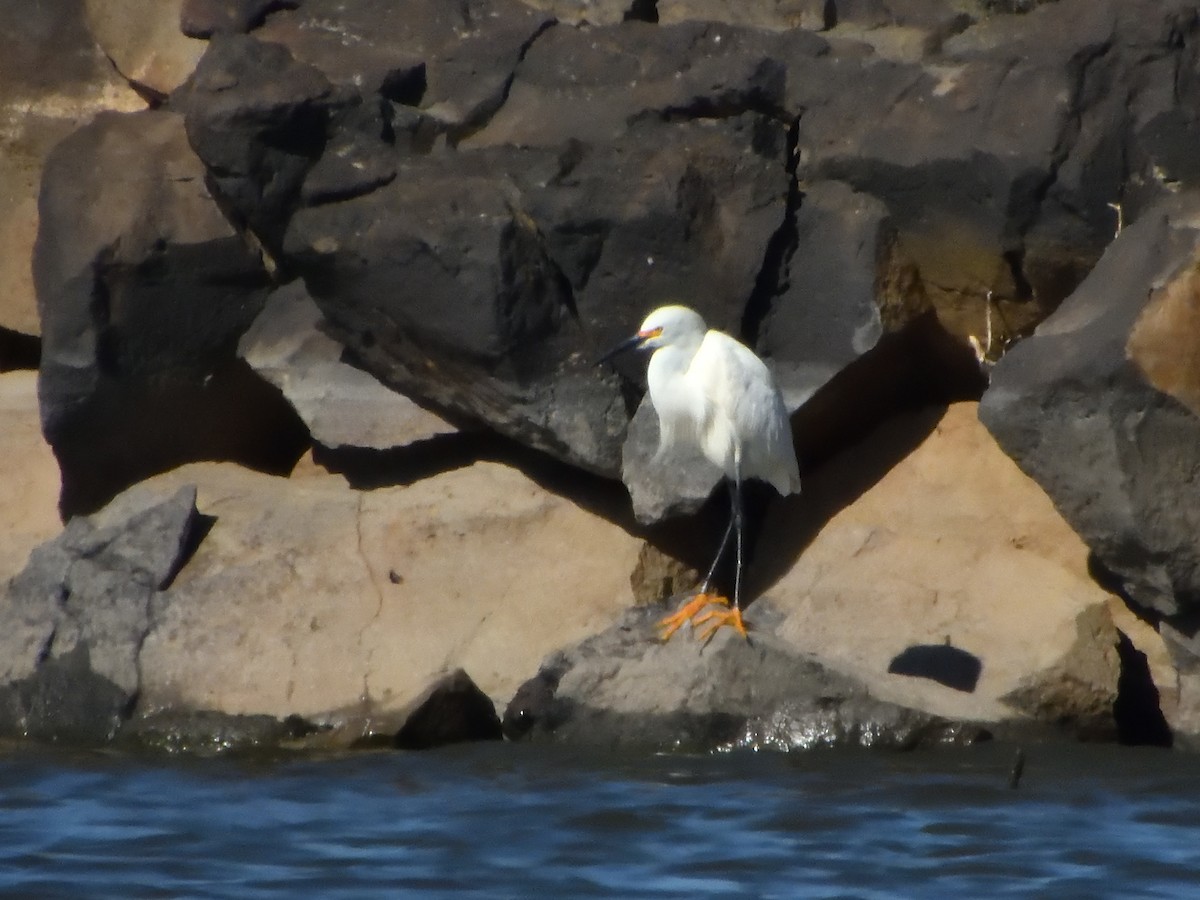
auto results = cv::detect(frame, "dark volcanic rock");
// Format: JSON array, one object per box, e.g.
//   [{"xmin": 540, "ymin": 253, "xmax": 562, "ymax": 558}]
[
  {"xmin": 287, "ymin": 110, "xmax": 791, "ymax": 475},
  {"xmin": 34, "ymin": 108, "xmax": 306, "ymax": 516},
  {"xmin": 0, "ymin": 486, "xmax": 198, "ymax": 743},
  {"xmin": 181, "ymin": 0, "xmax": 298, "ymax": 38},
  {"xmin": 255, "ymin": 0, "xmax": 554, "ymax": 129},
  {"xmin": 177, "ymin": 33, "xmax": 346, "ymax": 254},
  {"xmin": 980, "ymin": 192, "xmax": 1200, "ymax": 621},
  {"xmin": 504, "ymin": 603, "xmax": 986, "ymax": 751}
]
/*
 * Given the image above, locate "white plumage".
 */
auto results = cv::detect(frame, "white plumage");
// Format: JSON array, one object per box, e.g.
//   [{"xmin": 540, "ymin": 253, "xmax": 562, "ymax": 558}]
[
  {"xmin": 600, "ymin": 304, "xmax": 800, "ymax": 640},
  {"xmin": 640, "ymin": 305, "xmax": 800, "ymax": 496}
]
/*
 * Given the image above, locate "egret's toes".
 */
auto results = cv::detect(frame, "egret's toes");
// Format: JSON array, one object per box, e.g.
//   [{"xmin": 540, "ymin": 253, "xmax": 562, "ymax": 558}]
[
  {"xmin": 657, "ymin": 593, "xmax": 726, "ymax": 642},
  {"xmin": 694, "ymin": 605, "xmax": 749, "ymax": 642}
]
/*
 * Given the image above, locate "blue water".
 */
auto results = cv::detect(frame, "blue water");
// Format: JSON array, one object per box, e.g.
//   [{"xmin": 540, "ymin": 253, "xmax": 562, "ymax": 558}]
[{"xmin": 1, "ymin": 741, "xmax": 1198, "ymax": 898}]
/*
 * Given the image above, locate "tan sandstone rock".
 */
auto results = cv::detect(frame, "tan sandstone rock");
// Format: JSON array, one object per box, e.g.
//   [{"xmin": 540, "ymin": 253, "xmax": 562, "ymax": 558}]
[
  {"xmin": 85, "ymin": 0, "xmax": 208, "ymax": 97},
  {"xmin": 136, "ymin": 458, "xmax": 641, "ymax": 721},
  {"xmin": 0, "ymin": 372, "xmax": 63, "ymax": 583},
  {"xmin": 754, "ymin": 401, "xmax": 1127, "ymax": 729}
]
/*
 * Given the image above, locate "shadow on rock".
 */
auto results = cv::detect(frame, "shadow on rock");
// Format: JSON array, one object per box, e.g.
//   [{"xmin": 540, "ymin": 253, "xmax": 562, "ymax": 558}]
[{"xmin": 888, "ymin": 644, "xmax": 984, "ymax": 694}]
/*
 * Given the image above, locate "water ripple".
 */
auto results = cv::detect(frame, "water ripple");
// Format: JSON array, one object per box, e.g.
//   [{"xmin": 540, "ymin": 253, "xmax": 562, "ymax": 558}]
[{"xmin": 0, "ymin": 743, "xmax": 1198, "ymax": 898}]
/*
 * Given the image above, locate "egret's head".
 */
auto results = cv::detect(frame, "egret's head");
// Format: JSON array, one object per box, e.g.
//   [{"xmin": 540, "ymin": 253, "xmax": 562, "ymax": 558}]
[
  {"xmin": 636, "ymin": 305, "xmax": 707, "ymax": 351},
  {"xmin": 597, "ymin": 304, "xmax": 707, "ymax": 366}
]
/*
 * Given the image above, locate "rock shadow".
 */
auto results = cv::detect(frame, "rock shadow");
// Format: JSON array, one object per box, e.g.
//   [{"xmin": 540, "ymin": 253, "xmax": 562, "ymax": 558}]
[
  {"xmin": 0, "ymin": 326, "xmax": 39, "ymax": 372},
  {"xmin": 887, "ymin": 644, "xmax": 983, "ymax": 693},
  {"xmin": 745, "ymin": 314, "xmax": 984, "ymax": 600}
]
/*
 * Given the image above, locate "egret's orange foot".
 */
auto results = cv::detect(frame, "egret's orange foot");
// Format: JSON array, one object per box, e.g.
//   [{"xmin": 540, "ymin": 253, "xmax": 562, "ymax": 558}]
[
  {"xmin": 657, "ymin": 593, "xmax": 725, "ymax": 641},
  {"xmin": 694, "ymin": 603, "xmax": 749, "ymax": 642}
]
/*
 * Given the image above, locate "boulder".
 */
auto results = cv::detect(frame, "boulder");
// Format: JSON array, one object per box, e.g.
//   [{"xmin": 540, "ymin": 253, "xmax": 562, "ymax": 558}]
[
  {"xmin": 980, "ymin": 195, "xmax": 1200, "ymax": 621},
  {"xmin": 169, "ymin": 3, "xmax": 1197, "ymax": 516},
  {"xmin": 181, "ymin": 0, "xmax": 298, "ymax": 39},
  {"xmin": 132, "ymin": 457, "xmax": 641, "ymax": 726},
  {"xmin": 0, "ymin": 0, "xmax": 144, "ymax": 339},
  {"xmin": 84, "ymin": 0, "xmax": 208, "ymax": 98},
  {"xmin": 0, "ymin": 486, "xmax": 198, "ymax": 743},
  {"xmin": 0, "ymin": 372, "xmax": 62, "ymax": 584},
  {"xmin": 981, "ymin": 193, "xmax": 1200, "ymax": 742},
  {"xmin": 752, "ymin": 403, "xmax": 1130, "ymax": 738},
  {"xmin": 238, "ymin": 281, "xmax": 456, "ymax": 451},
  {"xmin": 504, "ymin": 604, "xmax": 987, "ymax": 750},
  {"xmin": 507, "ymin": 401, "xmax": 1149, "ymax": 748},
  {"xmin": 33, "ymin": 107, "xmax": 306, "ymax": 515},
  {"xmin": 253, "ymin": 0, "xmax": 554, "ymax": 125}
]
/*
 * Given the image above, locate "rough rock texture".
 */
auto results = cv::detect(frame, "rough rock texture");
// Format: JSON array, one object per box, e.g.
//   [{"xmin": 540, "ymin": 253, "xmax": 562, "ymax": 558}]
[
  {"xmin": 504, "ymin": 605, "xmax": 987, "ymax": 751},
  {"xmin": 981, "ymin": 193, "xmax": 1200, "ymax": 743},
  {"xmin": 32, "ymin": 0, "xmax": 1199, "ymax": 523},
  {"xmin": 751, "ymin": 403, "xmax": 1127, "ymax": 736},
  {"xmin": 84, "ymin": 0, "xmax": 208, "ymax": 98},
  {"xmin": 238, "ymin": 281, "xmax": 456, "ymax": 451},
  {"xmin": 16, "ymin": 0, "xmax": 1200, "ymax": 751},
  {"xmin": 980, "ymin": 196, "xmax": 1200, "ymax": 621},
  {"xmin": 0, "ymin": 372, "xmax": 62, "ymax": 584},
  {"xmin": 0, "ymin": 0, "xmax": 144, "ymax": 338},
  {"xmin": 509, "ymin": 402, "xmax": 1138, "ymax": 747},
  {"xmin": 130, "ymin": 457, "xmax": 641, "ymax": 724},
  {"xmin": 0, "ymin": 487, "xmax": 198, "ymax": 742},
  {"xmin": 181, "ymin": 0, "xmax": 297, "ymax": 39},
  {"xmin": 34, "ymin": 108, "xmax": 308, "ymax": 515}
]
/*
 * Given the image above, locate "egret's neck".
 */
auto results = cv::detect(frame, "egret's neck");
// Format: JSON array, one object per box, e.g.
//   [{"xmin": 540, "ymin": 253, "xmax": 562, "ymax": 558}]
[{"xmin": 646, "ymin": 340, "xmax": 701, "ymax": 411}]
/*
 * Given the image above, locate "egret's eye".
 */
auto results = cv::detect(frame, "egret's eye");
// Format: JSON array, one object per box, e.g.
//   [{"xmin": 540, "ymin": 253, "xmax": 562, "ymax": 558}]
[{"xmin": 639, "ymin": 326, "xmax": 664, "ymax": 340}]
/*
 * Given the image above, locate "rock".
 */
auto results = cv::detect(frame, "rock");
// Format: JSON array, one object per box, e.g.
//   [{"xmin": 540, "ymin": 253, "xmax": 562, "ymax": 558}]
[
  {"xmin": 0, "ymin": 372, "xmax": 62, "ymax": 584},
  {"xmin": 394, "ymin": 670, "xmax": 503, "ymax": 749},
  {"xmin": 980, "ymin": 193, "xmax": 1200, "ymax": 743},
  {"xmin": 34, "ymin": 107, "xmax": 307, "ymax": 515},
  {"xmin": 0, "ymin": 0, "xmax": 144, "ymax": 338},
  {"xmin": 516, "ymin": 0, "xmax": 629, "ymax": 26},
  {"xmin": 980, "ymin": 194, "xmax": 1200, "ymax": 621},
  {"xmin": 254, "ymin": 0, "xmax": 554, "ymax": 124},
  {"xmin": 133, "ymin": 457, "xmax": 641, "ymax": 726},
  {"xmin": 122, "ymin": 709, "xmax": 316, "ymax": 754},
  {"xmin": 503, "ymin": 605, "xmax": 986, "ymax": 750},
  {"xmin": 0, "ymin": 486, "xmax": 198, "ymax": 742},
  {"xmin": 176, "ymin": 33, "xmax": 346, "ymax": 254},
  {"xmin": 760, "ymin": 180, "xmax": 890, "ymax": 406},
  {"xmin": 278, "ymin": 17, "xmax": 806, "ymax": 481},
  {"xmin": 181, "ymin": 0, "xmax": 297, "ymax": 39},
  {"xmin": 755, "ymin": 402, "xmax": 1126, "ymax": 737},
  {"xmin": 238, "ymin": 281, "xmax": 456, "ymax": 451},
  {"xmin": 84, "ymin": 0, "xmax": 208, "ymax": 97},
  {"xmin": 793, "ymin": 0, "xmax": 1200, "ymax": 344}
]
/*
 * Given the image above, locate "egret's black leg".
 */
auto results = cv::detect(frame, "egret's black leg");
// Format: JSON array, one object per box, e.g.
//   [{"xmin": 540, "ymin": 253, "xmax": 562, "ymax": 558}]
[
  {"xmin": 693, "ymin": 459, "xmax": 750, "ymax": 641},
  {"xmin": 731, "ymin": 475, "xmax": 745, "ymax": 613},
  {"xmin": 658, "ymin": 480, "xmax": 738, "ymax": 640},
  {"xmin": 699, "ymin": 479, "xmax": 737, "ymax": 592}
]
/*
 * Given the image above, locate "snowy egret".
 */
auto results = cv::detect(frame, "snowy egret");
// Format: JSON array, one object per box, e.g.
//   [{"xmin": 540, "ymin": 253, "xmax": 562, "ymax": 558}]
[{"xmin": 600, "ymin": 305, "xmax": 801, "ymax": 641}]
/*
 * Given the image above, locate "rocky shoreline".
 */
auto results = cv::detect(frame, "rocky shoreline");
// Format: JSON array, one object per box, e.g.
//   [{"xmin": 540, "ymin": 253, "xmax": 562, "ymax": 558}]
[{"xmin": 2, "ymin": 0, "xmax": 1199, "ymax": 753}]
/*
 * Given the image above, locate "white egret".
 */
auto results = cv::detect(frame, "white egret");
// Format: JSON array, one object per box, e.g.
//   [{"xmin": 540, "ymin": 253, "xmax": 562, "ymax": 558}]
[{"xmin": 600, "ymin": 305, "xmax": 801, "ymax": 641}]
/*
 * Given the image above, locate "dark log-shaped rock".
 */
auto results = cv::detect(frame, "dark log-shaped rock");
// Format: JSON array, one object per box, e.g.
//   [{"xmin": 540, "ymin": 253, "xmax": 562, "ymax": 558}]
[
  {"xmin": 0, "ymin": 486, "xmax": 198, "ymax": 743},
  {"xmin": 980, "ymin": 192, "xmax": 1200, "ymax": 620},
  {"xmin": 504, "ymin": 603, "xmax": 987, "ymax": 751}
]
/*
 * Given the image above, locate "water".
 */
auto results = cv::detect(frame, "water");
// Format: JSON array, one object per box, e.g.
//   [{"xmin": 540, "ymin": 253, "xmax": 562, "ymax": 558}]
[{"xmin": 1, "ymin": 741, "xmax": 1198, "ymax": 898}]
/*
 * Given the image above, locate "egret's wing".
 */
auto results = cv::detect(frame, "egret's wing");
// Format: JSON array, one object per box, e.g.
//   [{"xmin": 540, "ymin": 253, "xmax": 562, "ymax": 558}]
[{"xmin": 689, "ymin": 331, "xmax": 800, "ymax": 494}]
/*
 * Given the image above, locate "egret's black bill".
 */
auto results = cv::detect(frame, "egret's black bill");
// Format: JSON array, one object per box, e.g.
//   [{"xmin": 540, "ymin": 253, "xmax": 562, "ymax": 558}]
[{"xmin": 596, "ymin": 334, "xmax": 642, "ymax": 367}]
